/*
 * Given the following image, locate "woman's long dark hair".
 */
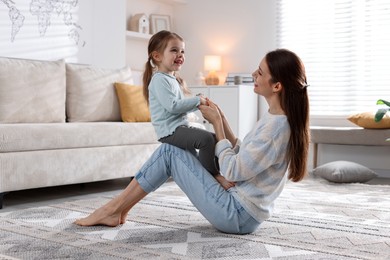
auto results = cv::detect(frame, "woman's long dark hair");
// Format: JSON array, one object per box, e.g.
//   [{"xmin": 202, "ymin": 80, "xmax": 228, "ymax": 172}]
[
  {"xmin": 142, "ymin": 30, "xmax": 189, "ymax": 103},
  {"xmin": 265, "ymin": 49, "xmax": 310, "ymax": 182}
]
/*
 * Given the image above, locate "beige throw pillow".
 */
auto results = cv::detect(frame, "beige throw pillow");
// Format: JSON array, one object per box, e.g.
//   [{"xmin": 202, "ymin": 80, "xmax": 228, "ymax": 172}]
[
  {"xmin": 114, "ymin": 83, "xmax": 151, "ymax": 122},
  {"xmin": 0, "ymin": 57, "xmax": 66, "ymax": 123},
  {"xmin": 66, "ymin": 64, "xmax": 133, "ymax": 122},
  {"xmin": 348, "ymin": 111, "xmax": 390, "ymax": 129}
]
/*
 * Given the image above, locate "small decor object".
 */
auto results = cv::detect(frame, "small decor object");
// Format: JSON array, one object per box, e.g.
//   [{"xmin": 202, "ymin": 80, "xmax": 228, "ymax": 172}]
[
  {"xmin": 311, "ymin": 160, "xmax": 377, "ymax": 183},
  {"xmin": 150, "ymin": 14, "xmax": 171, "ymax": 34},
  {"xmin": 234, "ymin": 76, "xmax": 243, "ymax": 85},
  {"xmin": 225, "ymin": 73, "xmax": 254, "ymax": 85},
  {"xmin": 129, "ymin": 13, "xmax": 149, "ymax": 34},
  {"xmin": 195, "ymin": 72, "xmax": 205, "ymax": 85},
  {"xmin": 204, "ymin": 55, "xmax": 221, "ymax": 85}
]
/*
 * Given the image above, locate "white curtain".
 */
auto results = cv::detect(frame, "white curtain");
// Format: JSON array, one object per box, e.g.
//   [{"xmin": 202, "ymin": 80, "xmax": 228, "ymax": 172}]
[{"xmin": 276, "ymin": 0, "xmax": 390, "ymax": 117}]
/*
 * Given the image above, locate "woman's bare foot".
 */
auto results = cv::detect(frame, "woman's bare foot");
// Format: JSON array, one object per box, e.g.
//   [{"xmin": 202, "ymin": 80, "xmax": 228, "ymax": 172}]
[
  {"xmin": 74, "ymin": 205, "xmax": 122, "ymax": 227},
  {"xmin": 215, "ymin": 174, "xmax": 235, "ymax": 190},
  {"xmin": 120, "ymin": 212, "xmax": 128, "ymax": 224},
  {"xmin": 74, "ymin": 178, "xmax": 148, "ymax": 226}
]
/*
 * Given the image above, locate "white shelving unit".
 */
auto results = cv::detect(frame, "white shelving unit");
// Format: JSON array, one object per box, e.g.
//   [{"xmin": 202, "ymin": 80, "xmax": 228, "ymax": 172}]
[{"xmin": 126, "ymin": 30, "xmax": 152, "ymax": 40}]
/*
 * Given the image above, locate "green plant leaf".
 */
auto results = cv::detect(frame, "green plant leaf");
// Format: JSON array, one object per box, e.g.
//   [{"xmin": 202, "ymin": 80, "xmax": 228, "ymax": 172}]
[
  {"xmin": 376, "ymin": 99, "xmax": 390, "ymax": 107},
  {"xmin": 374, "ymin": 108, "xmax": 388, "ymax": 122}
]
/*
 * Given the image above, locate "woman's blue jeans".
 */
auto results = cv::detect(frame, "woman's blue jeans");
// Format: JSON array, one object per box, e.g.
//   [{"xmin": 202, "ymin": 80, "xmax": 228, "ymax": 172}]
[{"xmin": 135, "ymin": 143, "xmax": 260, "ymax": 234}]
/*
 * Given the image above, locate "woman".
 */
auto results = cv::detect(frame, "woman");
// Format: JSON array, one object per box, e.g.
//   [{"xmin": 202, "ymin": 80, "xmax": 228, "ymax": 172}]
[{"xmin": 74, "ymin": 48, "xmax": 310, "ymax": 234}]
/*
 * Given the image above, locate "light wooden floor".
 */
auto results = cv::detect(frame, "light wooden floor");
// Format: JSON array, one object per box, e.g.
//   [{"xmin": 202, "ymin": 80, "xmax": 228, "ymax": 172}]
[{"xmin": 1, "ymin": 177, "xmax": 389, "ymax": 213}]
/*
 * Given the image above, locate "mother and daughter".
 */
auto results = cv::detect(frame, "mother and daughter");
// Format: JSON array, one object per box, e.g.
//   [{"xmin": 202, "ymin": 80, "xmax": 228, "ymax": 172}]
[{"xmin": 75, "ymin": 30, "xmax": 310, "ymax": 234}]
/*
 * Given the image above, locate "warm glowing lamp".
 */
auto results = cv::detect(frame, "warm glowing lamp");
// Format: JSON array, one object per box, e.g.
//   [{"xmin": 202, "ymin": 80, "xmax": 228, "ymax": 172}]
[{"xmin": 204, "ymin": 55, "xmax": 221, "ymax": 85}]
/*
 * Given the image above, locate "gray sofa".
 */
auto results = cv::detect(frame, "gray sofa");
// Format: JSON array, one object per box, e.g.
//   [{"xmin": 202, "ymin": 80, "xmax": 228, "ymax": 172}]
[{"xmin": 0, "ymin": 57, "xmax": 160, "ymax": 208}]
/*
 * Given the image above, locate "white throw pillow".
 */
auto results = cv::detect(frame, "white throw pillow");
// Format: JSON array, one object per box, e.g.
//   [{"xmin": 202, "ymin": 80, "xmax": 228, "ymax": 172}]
[
  {"xmin": 311, "ymin": 161, "xmax": 377, "ymax": 183},
  {"xmin": 66, "ymin": 64, "xmax": 133, "ymax": 122},
  {"xmin": 0, "ymin": 57, "xmax": 66, "ymax": 123}
]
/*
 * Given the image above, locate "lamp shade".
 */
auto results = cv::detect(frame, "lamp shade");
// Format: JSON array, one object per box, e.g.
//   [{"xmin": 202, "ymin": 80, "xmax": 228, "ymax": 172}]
[{"xmin": 204, "ymin": 55, "xmax": 221, "ymax": 72}]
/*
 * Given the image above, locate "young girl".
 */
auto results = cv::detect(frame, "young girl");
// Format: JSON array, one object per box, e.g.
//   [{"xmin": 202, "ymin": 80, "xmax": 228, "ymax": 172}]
[
  {"xmin": 142, "ymin": 30, "xmax": 233, "ymax": 189},
  {"xmin": 75, "ymin": 49, "xmax": 310, "ymax": 235}
]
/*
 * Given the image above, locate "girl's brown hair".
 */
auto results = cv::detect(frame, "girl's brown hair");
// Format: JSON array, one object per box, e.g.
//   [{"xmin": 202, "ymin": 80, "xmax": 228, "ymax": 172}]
[
  {"xmin": 142, "ymin": 30, "xmax": 190, "ymax": 103},
  {"xmin": 265, "ymin": 49, "xmax": 310, "ymax": 182}
]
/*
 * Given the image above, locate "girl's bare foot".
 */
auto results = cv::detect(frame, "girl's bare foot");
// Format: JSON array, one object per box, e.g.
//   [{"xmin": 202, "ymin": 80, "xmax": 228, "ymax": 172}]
[
  {"xmin": 74, "ymin": 206, "xmax": 122, "ymax": 227},
  {"xmin": 215, "ymin": 174, "xmax": 235, "ymax": 190}
]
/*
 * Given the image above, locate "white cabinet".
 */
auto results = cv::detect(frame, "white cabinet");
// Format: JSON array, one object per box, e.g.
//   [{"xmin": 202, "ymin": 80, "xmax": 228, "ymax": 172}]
[{"xmin": 189, "ymin": 85, "xmax": 258, "ymax": 140}]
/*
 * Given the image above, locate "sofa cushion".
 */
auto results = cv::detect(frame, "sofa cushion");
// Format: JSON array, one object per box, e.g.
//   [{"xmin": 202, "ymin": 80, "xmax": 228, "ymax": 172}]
[
  {"xmin": 114, "ymin": 82, "xmax": 151, "ymax": 122},
  {"xmin": 66, "ymin": 64, "xmax": 133, "ymax": 122},
  {"xmin": 0, "ymin": 57, "xmax": 66, "ymax": 123},
  {"xmin": 0, "ymin": 144, "xmax": 161, "ymax": 192},
  {"xmin": 0, "ymin": 122, "xmax": 158, "ymax": 152}
]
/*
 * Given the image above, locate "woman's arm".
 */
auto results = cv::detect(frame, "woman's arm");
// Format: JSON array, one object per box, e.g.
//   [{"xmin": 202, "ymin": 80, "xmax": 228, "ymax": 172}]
[
  {"xmin": 206, "ymin": 99, "xmax": 238, "ymax": 146},
  {"xmin": 198, "ymin": 102, "xmax": 226, "ymax": 142}
]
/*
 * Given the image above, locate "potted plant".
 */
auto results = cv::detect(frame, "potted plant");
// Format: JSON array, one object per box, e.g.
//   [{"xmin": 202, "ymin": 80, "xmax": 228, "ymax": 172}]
[{"xmin": 374, "ymin": 99, "xmax": 390, "ymax": 141}]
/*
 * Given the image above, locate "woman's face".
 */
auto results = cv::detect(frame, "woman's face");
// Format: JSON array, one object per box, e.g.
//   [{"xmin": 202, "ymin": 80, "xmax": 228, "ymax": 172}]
[{"xmin": 252, "ymin": 58, "xmax": 275, "ymax": 97}]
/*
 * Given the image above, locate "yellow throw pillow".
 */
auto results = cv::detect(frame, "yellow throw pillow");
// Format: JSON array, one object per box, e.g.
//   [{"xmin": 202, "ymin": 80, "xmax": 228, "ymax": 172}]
[
  {"xmin": 348, "ymin": 111, "xmax": 390, "ymax": 129},
  {"xmin": 114, "ymin": 82, "xmax": 151, "ymax": 122}
]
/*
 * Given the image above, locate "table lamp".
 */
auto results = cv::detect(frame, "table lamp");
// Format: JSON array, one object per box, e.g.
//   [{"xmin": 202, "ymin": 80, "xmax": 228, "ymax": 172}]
[{"xmin": 204, "ymin": 55, "xmax": 221, "ymax": 85}]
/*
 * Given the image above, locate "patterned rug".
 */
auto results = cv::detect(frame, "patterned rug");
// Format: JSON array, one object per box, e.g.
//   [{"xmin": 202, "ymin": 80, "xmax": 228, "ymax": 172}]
[{"xmin": 0, "ymin": 177, "xmax": 389, "ymax": 260}]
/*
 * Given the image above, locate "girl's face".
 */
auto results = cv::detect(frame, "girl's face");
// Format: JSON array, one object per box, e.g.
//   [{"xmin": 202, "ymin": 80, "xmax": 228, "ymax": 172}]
[
  {"xmin": 252, "ymin": 58, "xmax": 275, "ymax": 97},
  {"xmin": 155, "ymin": 38, "xmax": 185, "ymax": 75}
]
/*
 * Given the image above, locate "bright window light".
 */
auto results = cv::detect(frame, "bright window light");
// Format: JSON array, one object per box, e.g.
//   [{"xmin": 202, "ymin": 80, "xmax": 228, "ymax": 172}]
[{"xmin": 277, "ymin": 0, "xmax": 390, "ymax": 117}]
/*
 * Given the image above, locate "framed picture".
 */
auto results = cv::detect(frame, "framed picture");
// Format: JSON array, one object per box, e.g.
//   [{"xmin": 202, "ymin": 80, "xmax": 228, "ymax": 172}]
[{"xmin": 150, "ymin": 14, "xmax": 171, "ymax": 34}]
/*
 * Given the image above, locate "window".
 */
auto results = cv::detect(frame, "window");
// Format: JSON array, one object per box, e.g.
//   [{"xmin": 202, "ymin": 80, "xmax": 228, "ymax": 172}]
[{"xmin": 276, "ymin": 0, "xmax": 390, "ymax": 120}]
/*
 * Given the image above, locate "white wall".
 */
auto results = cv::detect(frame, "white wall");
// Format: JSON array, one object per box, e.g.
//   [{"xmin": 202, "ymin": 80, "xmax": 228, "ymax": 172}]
[
  {"xmin": 173, "ymin": 0, "xmax": 276, "ymax": 87},
  {"xmin": 172, "ymin": 0, "xmax": 275, "ymax": 116},
  {"xmin": 86, "ymin": 0, "xmax": 126, "ymax": 69},
  {"xmin": 0, "ymin": 0, "xmax": 82, "ymax": 61},
  {"xmin": 0, "ymin": 0, "xmax": 125, "ymax": 69},
  {"xmin": 125, "ymin": 0, "xmax": 277, "ymax": 81}
]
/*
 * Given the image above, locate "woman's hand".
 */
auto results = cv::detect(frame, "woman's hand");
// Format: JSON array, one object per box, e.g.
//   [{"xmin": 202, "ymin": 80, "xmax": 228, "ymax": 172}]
[
  {"xmin": 206, "ymin": 98, "xmax": 225, "ymax": 118},
  {"xmin": 199, "ymin": 98, "xmax": 226, "ymax": 142},
  {"xmin": 198, "ymin": 99, "xmax": 222, "ymax": 125},
  {"xmin": 205, "ymin": 98, "xmax": 237, "ymax": 146},
  {"xmin": 199, "ymin": 96, "xmax": 208, "ymax": 106}
]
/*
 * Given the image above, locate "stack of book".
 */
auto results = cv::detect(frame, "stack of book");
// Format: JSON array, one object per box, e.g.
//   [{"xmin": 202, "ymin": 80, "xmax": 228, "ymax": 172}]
[{"xmin": 225, "ymin": 73, "xmax": 254, "ymax": 85}]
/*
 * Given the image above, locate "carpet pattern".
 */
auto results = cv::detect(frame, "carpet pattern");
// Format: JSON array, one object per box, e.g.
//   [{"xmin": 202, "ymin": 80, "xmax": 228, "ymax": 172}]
[{"xmin": 0, "ymin": 177, "xmax": 389, "ymax": 259}]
